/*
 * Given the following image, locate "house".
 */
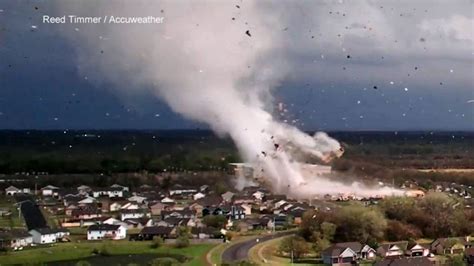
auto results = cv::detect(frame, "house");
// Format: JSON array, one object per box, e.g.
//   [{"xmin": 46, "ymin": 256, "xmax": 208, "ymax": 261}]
[
  {"xmin": 156, "ymin": 217, "xmax": 194, "ymax": 228},
  {"xmin": 120, "ymin": 209, "xmax": 149, "ymax": 221},
  {"xmin": 0, "ymin": 229, "xmax": 33, "ymax": 249},
  {"xmin": 169, "ymin": 185, "xmax": 197, "ymax": 196},
  {"xmin": 430, "ymin": 237, "xmax": 473, "ymax": 255},
  {"xmin": 78, "ymin": 197, "xmax": 96, "ymax": 205},
  {"xmin": 123, "ymin": 218, "xmax": 154, "ymax": 229},
  {"xmin": 405, "ymin": 243, "xmax": 430, "ymax": 257},
  {"xmin": 322, "ymin": 245, "xmax": 358, "ymax": 265},
  {"xmin": 29, "ymin": 228, "xmax": 70, "ymax": 244},
  {"xmin": 377, "ymin": 242, "xmax": 408, "ymax": 257},
  {"xmin": 128, "ymin": 195, "xmax": 147, "ymax": 204},
  {"xmin": 190, "ymin": 227, "xmax": 223, "ymax": 239},
  {"xmin": 193, "ymin": 192, "xmax": 206, "ymax": 201},
  {"xmin": 92, "ymin": 187, "xmax": 125, "ymax": 198},
  {"xmin": 149, "ymin": 202, "xmax": 170, "ymax": 216},
  {"xmin": 77, "ymin": 185, "xmax": 91, "ymax": 194},
  {"xmin": 374, "ymin": 257, "xmax": 433, "ymax": 266},
  {"xmin": 330, "ymin": 242, "xmax": 376, "ymax": 260},
  {"xmin": 161, "ymin": 209, "xmax": 196, "ymax": 219},
  {"xmin": 41, "ymin": 185, "xmax": 59, "ymax": 197},
  {"xmin": 87, "ymin": 224, "xmax": 126, "ymax": 240},
  {"xmin": 71, "ymin": 206, "xmax": 102, "ymax": 220},
  {"xmin": 5, "ymin": 186, "xmax": 30, "ymax": 196},
  {"xmin": 102, "ymin": 217, "xmax": 127, "ymax": 227},
  {"xmin": 189, "ymin": 202, "xmax": 204, "ymax": 218},
  {"xmin": 221, "ymin": 191, "xmax": 235, "ymax": 202},
  {"xmin": 139, "ymin": 226, "xmax": 174, "ymax": 240}
]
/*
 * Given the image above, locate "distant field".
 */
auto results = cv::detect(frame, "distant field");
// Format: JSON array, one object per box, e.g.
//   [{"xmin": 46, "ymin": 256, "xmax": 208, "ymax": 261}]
[
  {"xmin": 0, "ymin": 130, "xmax": 472, "ymax": 175},
  {"xmin": 0, "ymin": 241, "xmax": 214, "ymax": 265}
]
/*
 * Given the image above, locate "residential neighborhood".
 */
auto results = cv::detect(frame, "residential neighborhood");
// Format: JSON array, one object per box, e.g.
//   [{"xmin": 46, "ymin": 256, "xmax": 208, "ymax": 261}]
[{"xmin": 0, "ymin": 180, "xmax": 472, "ymax": 265}]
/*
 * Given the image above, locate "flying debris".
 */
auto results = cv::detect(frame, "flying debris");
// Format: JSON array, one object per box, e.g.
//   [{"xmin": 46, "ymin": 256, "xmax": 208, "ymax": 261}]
[
  {"xmin": 373, "ymin": 86, "xmax": 378, "ymax": 90},
  {"xmin": 245, "ymin": 30, "xmax": 251, "ymax": 37}
]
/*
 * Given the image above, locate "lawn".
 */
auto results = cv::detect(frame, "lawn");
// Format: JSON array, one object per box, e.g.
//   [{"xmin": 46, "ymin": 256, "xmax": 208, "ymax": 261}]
[{"xmin": 0, "ymin": 241, "xmax": 215, "ymax": 265}]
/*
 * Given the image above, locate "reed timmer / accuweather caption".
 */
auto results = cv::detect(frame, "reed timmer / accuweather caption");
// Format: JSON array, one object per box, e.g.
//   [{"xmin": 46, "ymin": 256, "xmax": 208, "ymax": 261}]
[{"xmin": 42, "ymin": 15, "xmax": 164, "ymax": 24}]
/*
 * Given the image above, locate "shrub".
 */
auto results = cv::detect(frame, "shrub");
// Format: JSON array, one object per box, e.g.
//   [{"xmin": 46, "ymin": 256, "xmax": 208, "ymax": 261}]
[{"xmin": 150, "ymin": 236, "xmax": 164, "ymax": 249}]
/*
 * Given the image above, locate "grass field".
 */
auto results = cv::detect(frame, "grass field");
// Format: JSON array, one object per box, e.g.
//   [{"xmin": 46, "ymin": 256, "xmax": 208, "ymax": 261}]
[{"xmin": 0, "ymin": 241, "xmax": 215, "ymax": 265}]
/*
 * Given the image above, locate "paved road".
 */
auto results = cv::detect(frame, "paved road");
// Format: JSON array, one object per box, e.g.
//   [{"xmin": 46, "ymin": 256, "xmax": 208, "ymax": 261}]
[{"xmin": 221, "ymin": 231, "xmax": 293, "ymax": 263}]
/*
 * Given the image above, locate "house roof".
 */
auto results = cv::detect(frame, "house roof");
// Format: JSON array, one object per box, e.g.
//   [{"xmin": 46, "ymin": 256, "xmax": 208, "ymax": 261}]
[
  {"xmin": 5, "ymin": 186, "xmax": 20, "ymax": 191},
  {"xmin": 334, "ymin": 242, "xmax": 363, "ymax": 253},
  {"xmin": 322, "ymin": 246, "xmax": 357, "ymax": 258},
  {"xmin": 88, "ymin": 224, "xmax": 121, "ymax": 231},
  {"xmin": 41, "ymin": 185, "xmax": 59, "ymax": 190},
  {"xmin": 378, "ymin": 241, "xmax": 408, "ymax": 253},
  {"xmin": 140, "ymin": 226, "xmax": 172, "ymax": 235},
  {"xmin": 0, "ymin": 229, "xmax": 31, "ymax": 240},
  {"xmin": 31, "ymin": 227, "xmax": 69, "ymax": 235}
]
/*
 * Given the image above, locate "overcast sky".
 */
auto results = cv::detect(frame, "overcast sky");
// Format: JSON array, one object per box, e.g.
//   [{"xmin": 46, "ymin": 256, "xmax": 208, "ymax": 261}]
[{"xmin": 0, "ymin": 0, "xmax": 473, "ymax": 130}]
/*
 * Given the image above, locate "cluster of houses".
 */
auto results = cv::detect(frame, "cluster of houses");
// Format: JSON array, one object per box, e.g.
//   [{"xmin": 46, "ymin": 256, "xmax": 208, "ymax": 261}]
[
  {"xmin": 322, "ymin": 237, "xmax": 474, "ymax": 266},
  {"xmin": 0, "ymin": 183, "xmax": 320, "ymax": 248},
  {"xmin": 2, "ymin": 183, "xmax": 473, "ymax": 265}
]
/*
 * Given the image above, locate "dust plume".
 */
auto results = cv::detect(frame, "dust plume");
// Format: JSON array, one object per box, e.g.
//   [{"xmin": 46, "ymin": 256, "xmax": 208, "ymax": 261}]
[{"xmin": 55, "ymin": 1, "xmax": 401, "ymax": 197}]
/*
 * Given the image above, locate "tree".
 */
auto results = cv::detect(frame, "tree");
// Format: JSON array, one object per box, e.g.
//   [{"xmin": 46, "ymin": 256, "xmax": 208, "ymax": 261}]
[
  {"xmin": 278, "ymin": 235, "xmax": 310, "ymax": 260},
  {"xmin": 379, "ymin": 196, "xmax": 417, "ymax": 222},
  {"xmin": 333, "ymin": 205, "xmax": 387, "ymax": 243},
  {"xmin": 202, "ymin": 215, "xmax": 227, "ymax": 228},
  {"xmin": 175, "ymin": 226, "xmax": 191, "ymax": 248},
  {"xmin": 385, "ymin": 220, "xmax": 422, "ymax": 241},
  {"xmin": 150, "ymin": 236, "xmax": 164, "ymax": 249}
]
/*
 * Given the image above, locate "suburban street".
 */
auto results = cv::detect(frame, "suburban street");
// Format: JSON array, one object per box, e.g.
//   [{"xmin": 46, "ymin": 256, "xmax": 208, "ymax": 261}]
[{"xmin": 221, "ymin": 231, "xmax": 293, "ymax": 263}]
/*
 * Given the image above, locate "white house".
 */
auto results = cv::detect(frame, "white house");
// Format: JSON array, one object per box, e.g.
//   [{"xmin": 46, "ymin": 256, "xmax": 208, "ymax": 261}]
[
  {"xmin": 193, "ymin": 192, "xmax": 206, "ymax": 201},
  {"xmin": 92, "ymin": 188, "xmax": 124, "ymax": 198},
  {"xmin": 5, "ymin": 186, "xmax": 21, "ymax": 196},
  {"xmin": 120, "ymin": 209, "xmax": 148, "ymax": 221},
  {"xmin": 128, "ymin": 195, "xmax": 147, "ymax": 204},
  {"xmin": 87, "ymin": 224, "xmax": 126, "ymax": 240},
  {"xmin": 0, "ymin": 229, "xmax": 33, "ymax": 249},
  {"xmin": 41, "ymin": 185, "xmax": 59, "ymax": 197},
  {"xmin": 29, "ymin": 228, "xmax": 69, "ymax": 244}
]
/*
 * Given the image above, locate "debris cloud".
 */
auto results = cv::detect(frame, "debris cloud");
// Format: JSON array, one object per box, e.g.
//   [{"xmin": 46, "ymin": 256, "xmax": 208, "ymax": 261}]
[{"xmin": 56, "ymin": 1, "xmax": 401, "ymax": 197}]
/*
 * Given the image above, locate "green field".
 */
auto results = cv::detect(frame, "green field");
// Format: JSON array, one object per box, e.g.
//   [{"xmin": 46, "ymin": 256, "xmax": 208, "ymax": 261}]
[{"xmin": 0, "ymin": 241, "xmax": 214, "ymax": 265}]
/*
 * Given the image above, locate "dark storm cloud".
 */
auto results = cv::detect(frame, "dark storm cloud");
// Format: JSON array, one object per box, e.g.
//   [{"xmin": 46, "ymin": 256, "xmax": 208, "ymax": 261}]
[{"xmin": 0, "ymin": 0, "xmax": 472, "ymax": 130}]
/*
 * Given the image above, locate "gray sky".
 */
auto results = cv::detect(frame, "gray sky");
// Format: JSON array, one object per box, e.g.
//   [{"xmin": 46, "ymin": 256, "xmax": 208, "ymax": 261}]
[{"xmin": 0, "ymin": 0, "xmax": 473, "ymax": 130}]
